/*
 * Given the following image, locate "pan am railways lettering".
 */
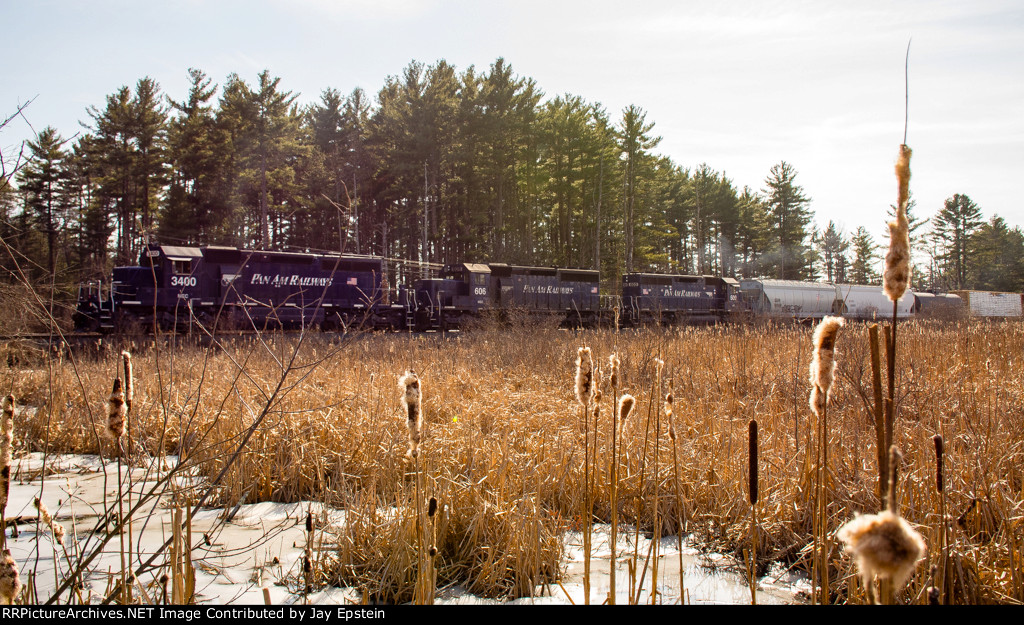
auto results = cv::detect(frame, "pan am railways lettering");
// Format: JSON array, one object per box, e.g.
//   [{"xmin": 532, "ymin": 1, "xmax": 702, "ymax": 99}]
[
  {"xmin": 250, "ymin": 273, "xmax": 335, "ymax": 288},
  {"xmin": 522, "ymin": 285, "xmax": 578, "ymax": 295}
]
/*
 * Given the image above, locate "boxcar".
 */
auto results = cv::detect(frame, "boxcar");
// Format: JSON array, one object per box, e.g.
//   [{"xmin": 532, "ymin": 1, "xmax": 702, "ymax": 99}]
[{"xmin": 950, "ymin": 290, "xmax": 1024, "ymax": 318}]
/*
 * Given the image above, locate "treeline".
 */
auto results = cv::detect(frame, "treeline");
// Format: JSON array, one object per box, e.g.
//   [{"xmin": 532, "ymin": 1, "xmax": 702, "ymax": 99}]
[{"xmin": 2, "ymin": 58, "xmax": 1022, "ymax": 294}]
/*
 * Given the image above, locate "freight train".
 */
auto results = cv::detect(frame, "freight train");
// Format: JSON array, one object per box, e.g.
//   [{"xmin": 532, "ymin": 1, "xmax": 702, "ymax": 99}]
[{"xmin": 73, "ymin": 243, "xmax": 1019, "ymax": 334}]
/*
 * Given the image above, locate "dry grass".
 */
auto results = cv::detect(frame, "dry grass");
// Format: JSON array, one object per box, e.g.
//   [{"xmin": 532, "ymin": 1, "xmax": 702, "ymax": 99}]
[{"xmin": 2, "ymin": 320, "xmax": 1023, "ymax": 603}]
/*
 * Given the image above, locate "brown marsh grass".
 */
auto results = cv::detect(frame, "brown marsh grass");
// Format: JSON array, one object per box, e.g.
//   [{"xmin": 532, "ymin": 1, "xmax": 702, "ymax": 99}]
[{"xmin": 2, "ymin": 320, "xmax": 1023, "ymax": 603}]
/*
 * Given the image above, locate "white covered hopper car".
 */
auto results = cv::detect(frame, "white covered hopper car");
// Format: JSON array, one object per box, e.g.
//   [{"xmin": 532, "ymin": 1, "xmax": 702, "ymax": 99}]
[
  {"xmin": 837, "ymin": 284, "xmax": 915, "ymax": 320},
  {"xmin": 739, "ymin": 279, "xmax": 843, "ymax": 319}
]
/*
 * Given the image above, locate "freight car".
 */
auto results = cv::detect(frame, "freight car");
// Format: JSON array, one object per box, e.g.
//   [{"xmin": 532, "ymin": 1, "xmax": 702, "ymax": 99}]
[
  {"xmin": 738, "ymin": 279, "xmax": 844, "ymax": 319},
  {"xmin": 74, "ymin": 244, "xmax": 405, "ymax": 333},
  {"xmin": 836, "ymin": 284, "xmax": 915, "ymax": 320},
  {"xmin": 951, "ymin": 290, "xmax": 1023, "ymax": 318},
  {"xmin": 913, "ymin": 292, "xmax": 965, "ymax": 320}
]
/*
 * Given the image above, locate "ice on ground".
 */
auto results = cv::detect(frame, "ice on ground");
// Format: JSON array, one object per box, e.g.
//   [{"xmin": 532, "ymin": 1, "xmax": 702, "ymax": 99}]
[{"xmin": 3, "ymin": 453, "xmax": 801, "ymax": 605}]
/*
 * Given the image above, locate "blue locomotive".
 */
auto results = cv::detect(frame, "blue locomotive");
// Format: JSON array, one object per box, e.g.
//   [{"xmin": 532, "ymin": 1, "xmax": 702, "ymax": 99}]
[
  {"xmin": 75, "ymin": 244, "xmax": 739, "ymax": 334},
  {"xmin": 74, "ymin": 244, "xmax": 406, "ymax": 333}
]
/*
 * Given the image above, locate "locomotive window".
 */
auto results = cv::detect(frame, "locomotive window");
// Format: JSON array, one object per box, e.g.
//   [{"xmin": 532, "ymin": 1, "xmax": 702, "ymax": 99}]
[{"xmin": 173, "ymin": 259, "xmax": 192, "ymax": 275}]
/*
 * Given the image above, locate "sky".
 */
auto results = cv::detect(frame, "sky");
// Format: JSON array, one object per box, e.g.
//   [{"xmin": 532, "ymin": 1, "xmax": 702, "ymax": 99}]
[{"xmin": 3, "ymin": 0, "xmax": 1023, "ymax": 243}]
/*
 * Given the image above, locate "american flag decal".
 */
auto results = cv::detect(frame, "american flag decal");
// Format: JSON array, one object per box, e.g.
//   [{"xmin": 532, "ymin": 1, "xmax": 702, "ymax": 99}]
[
  {"xmin": 347, "ymin": 277, "xmax": 358, "ymax": 285},
  {"xmin": 591, "ymin": 287, "xmax": 598, "ymax": 294}
]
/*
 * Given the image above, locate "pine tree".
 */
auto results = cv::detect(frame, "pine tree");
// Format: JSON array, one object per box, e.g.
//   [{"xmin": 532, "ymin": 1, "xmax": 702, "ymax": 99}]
[
  {"xmin": 164, "ymin": 68, "xmax": 226, "ymax": 244},
  {"xmin": 763, "ymin": 161, "xmax": 812, "ymax": 279},
  {"xmin": 617, "ymin": 105, "xmax": 660, "ymax": 274},
  {"xmin": 818, "ymin": 221, "xmax": 849, "ymax": 283},
  {"xmin": 18, "ymin": 126, "xmax": 70, "ymax": 277},
  {"xmin": 931, "ymin": 193, "xmax": 983, "ymax": 289},
  {"xmin": 219, "ymin": 70, "xmax": 303, "ymax": 248},
  {"xmin": 734, "ymin": 186, "xmax": 771, "ymax": 278},
  {"xmin": 849, "ymin": 226, "xmax": 880, "ymax": 285},
  {"xmin": 969, "ymin": 215, "xmax": 1024, "ymax": 292}
]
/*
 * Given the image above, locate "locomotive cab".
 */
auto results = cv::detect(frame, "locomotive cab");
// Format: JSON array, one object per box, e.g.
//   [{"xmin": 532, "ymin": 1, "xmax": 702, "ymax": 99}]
[{"xmin": 413, "ymin": 263, "xmax": 491, "ymax": 331}]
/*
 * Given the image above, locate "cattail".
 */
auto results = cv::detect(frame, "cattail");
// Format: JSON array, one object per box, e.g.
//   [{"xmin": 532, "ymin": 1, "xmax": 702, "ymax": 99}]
[
  {"xmin": 1, "ymin": 396, "xmax": 13, "ymax": 513},
  {"xmin": 884, "ymin": 145, "xmax": 912, "ymax": 302},
  {"xmin": 808, "ymin": 316, "xmax": 845, "ymax": 415},
  {"xmin": 33, "ymin": 497, "xmax": 65, "ymax": 546},
  {"xmin": 666, "ymin": 392, "xmax": 676, "ymax": 441},
  {"xmin": 107, "ymin": 378, "xmax": 126, "ymax": 439},
  {"xmin": 305, "ymin": 511, "xmax": 314, "ymax": 533},
  {"xmin": 748, "ymin": 420, "xmax": 759, "ymax": 505},
  {"xmin": 837, "ymin": 509, "xmax": 926, "ymax": 593},
  {"xmin": 618, "ymin": 394, "xmax": 635, "ymax": 431},
  {"xmin": 575, "ymin": 347, "xmax": 594, "ymax": 406},
  {"xmin": 608, "ymin": 354, "xmax": 620, "ymax": 390},
  {"xmin": 121, "ymin": 351, "xmax": 133, "ymax": 415},
  {"xmin": 398, "ymin": 371, "xmax": 422, "ymax": 459},
  {"xmin": 932, "ymin": 435, "xmax": 944, "ymax": 493},
  {"xmin": 428, "ymin": 497, "xmax": 437, "ymax": 517},
  {"xmin": 0, "ymin": 548, "xmax": 20, "ymax": 605}
]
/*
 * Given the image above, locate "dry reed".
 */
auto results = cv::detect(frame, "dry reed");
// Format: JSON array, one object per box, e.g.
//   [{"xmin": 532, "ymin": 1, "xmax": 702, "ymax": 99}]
[{"xmin": 1, "ymin": 322, "xmax": 1021, "ymax": 604}]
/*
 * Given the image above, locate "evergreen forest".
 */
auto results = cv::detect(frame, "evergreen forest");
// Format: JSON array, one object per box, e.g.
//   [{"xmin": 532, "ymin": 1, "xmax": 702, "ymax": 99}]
[{"xmin": 2, "ymin": 59, "xmax": 1022, "ymax": 297}]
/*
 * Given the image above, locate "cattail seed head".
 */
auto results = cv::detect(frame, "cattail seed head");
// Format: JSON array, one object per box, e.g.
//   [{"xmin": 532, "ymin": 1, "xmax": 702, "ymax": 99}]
[
  {"xmin": 608, "ymin": 354, "xmax": 620, "ymax": 390},
  {"xmin": 428, "ymin": 497, "xmax": 438, "ymax": 517},
  {"xmin": 0, "ymin": 548, "xmax": 21, "ymax": 605},
  {"xmin": 884, "ymin": 145, "xmax": 912, "ymax": 302},
  {"xmin": 121, "ymin": 351, "xmax": 133, "ymax": 415},
  {"xmin": 428, "ymin": 546, "xmax": 437, "ymax": 557},
  {"xmin": 575, "ymin": 347, "xmax": 594, "ymax": 406},
  {"xmin": 305, "ymin": 511, "xmax": 314, "ymax": 533},
  {"xmin": 809, "ymin": 316, "xmax": 845, "ymax": 416},
  {"xmin": 933, "ymin": 435, "xmax": 944, "ymax": 494},
  {"xmin": 888, "ymin": 445, "xmax": 903, "ymax": 514},
  {"xmin": 107, "ymin": 378, "xmax": 126, "ymax": 439},
  {"xmin": 1, "ymin": 395, "xmax": 13, "ymax": 512},
  {"xmin": 398, "ymin": 371, "xmax": 422, "ymax": 459},
  {"xmin": 618, "ymin": 394, "xmax": 635, "ymax": 426},
  {"xmin": 837, "ymin": 509, "xmax": 926, "ymax": 593},
  {"xmin": 748, "ymin": 420, "xmax": 759, "ymax": 505}
]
